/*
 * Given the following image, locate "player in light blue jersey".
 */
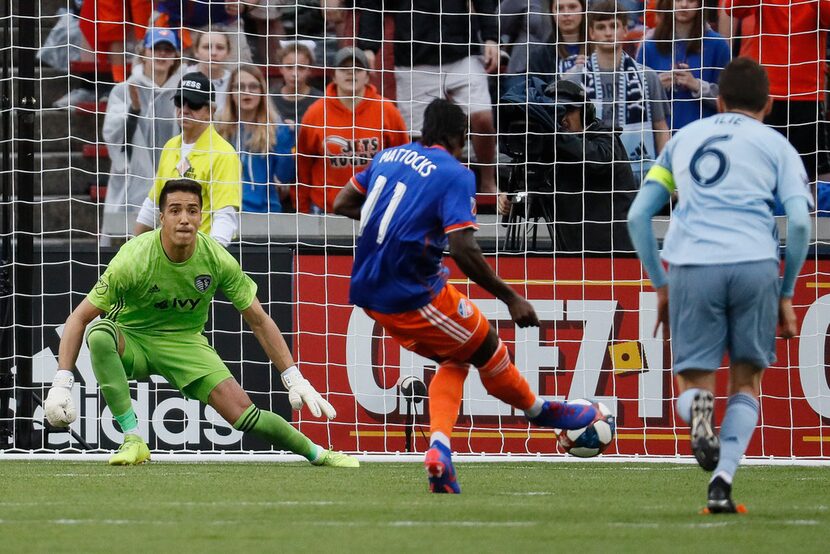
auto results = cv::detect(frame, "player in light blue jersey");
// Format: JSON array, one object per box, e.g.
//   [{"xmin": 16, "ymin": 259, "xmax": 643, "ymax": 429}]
[
  {"xmin": 627, "ymin": 58, "xmax": 813, "ymax": 514},
  {"xmin": 335, "ymin": 99, "xmax": 600, "ymax": 494}
]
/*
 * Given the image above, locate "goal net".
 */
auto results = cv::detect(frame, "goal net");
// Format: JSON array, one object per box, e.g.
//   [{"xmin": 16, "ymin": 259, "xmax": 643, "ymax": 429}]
[{"xmin": 0, "ymin": 0, "xmax": 828, "ymax": 460}]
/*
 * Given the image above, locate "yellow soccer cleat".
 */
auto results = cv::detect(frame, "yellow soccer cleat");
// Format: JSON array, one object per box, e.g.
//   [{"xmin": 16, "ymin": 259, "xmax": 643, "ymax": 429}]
[
  {"xmin": 108, "ymin": 434, "xmax": 151, "ymax": 465},
  {"xmin": 313, "ymin": 449, "xmax": 359, "ymax": 468}
]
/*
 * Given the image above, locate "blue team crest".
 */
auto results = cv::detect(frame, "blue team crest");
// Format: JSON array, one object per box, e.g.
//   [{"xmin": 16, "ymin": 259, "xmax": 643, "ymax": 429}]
[
  {"xmin": 194, "ymin": 274, "xmax": 212, "ymax": 293},
  {"xmin": 457, "ymin": 298, "xmax": 474, "ymax": 319}
]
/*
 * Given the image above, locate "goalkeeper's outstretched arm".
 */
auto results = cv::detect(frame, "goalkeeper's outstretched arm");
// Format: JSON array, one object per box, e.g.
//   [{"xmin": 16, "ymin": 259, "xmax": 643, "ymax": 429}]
[
  {"xmin": 241, "ymin": 297, "xmax": 296, "ymax": 372},
  {"xmin": 240, "ymin": 297, "xmax": 336, "ymax": 419},
  {"xmin": 45, "ymin": 299, "xmax": 104, "ymax": 427},
  {"xmin": 58, "ymin": 299, "xmax": 105, "ymax": 371}
]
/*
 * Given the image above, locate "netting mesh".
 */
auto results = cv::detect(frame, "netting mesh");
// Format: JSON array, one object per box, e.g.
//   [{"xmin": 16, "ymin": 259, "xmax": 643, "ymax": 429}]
[{"xmin": 0, "ymin": 1, "xmax": 828, "ymax": 458}]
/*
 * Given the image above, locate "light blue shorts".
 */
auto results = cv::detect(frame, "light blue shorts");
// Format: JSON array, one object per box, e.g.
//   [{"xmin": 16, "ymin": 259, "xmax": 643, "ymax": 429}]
[{"xmin": 668, "ymin": 260, "xmax": 779, "ymax": 373}]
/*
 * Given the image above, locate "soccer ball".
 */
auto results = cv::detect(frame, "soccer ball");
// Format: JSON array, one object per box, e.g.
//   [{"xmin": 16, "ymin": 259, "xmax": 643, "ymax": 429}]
[{"xmin": 556, "ymin": 400, "xmax": 616, "ymax": 458}]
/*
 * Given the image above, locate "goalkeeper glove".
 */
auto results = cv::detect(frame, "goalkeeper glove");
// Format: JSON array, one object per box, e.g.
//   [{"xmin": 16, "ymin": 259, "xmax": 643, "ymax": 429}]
[
  {"xmin": 43, "ymin": 369, "xmax": 77, "ymax": 428},
  {"xmin": 280, "ymin": 366, "xmax": 336, "ymax": 420}
]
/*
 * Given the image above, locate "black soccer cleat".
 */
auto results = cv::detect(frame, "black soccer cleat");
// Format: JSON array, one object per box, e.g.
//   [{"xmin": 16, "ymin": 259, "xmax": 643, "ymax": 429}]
[
  {"xmin": 690, "ymin": 390, "xmax": 720, "ymax": 471},
  {"xmin": 703, "ymin": 476, "xmax": 747, "ymax": 514}
]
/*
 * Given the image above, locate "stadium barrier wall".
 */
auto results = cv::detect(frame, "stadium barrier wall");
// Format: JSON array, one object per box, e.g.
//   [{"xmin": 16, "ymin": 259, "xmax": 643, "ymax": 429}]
[
  {"xmin": 294, "ymin": 253, "xmax": 830, "ymax": 459},
  {"xmin": 3, "ymin": 241, "xmax": 830, "ymax": 461}
]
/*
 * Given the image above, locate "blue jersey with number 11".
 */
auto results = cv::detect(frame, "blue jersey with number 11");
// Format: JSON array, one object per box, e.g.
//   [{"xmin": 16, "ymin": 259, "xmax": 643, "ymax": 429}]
[{"xmin": 348, "ymin": 142, "xmax": 478, "ymax": 313}]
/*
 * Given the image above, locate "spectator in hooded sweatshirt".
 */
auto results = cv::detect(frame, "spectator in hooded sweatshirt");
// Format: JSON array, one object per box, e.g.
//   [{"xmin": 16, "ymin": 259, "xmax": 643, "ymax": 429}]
[
  {"xmin": 296, "ymin": 47, "xmax": 408, "ymax": 214},
  {"xmin": 216, "ymin": 64, "xmax": 295, "ymax": 213},
  {"xmin": 101, "ymin": 28, "xmax": 183, "ymax": 244}
]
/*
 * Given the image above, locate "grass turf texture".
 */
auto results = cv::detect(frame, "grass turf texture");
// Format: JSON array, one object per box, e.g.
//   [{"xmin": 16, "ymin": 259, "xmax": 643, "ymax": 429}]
[{"xmin": 1, "ymin": 462, "xmax": 827, "ymax": 552}]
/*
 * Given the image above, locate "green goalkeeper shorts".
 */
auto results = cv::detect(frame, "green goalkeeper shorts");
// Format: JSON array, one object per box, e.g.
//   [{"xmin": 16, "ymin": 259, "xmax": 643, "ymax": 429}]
[{"xmin": 118, "ymin": 327, "xmax": 233, "ymax": 404}]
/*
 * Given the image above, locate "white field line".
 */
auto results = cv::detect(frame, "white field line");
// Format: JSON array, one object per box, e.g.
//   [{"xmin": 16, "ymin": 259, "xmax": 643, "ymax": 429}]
[
  {"xmin": 0, "ymin": 518, "xmax": 537, "ymax": 528},
  {"xmin": 1, "ymin": 452, "xmax": 829, "ymax": 466}
]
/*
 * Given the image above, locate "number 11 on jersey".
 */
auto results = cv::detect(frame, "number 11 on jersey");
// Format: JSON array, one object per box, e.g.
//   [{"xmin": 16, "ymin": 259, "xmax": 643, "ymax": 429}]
[{"xmin": 359, "ymin": 175, "xmax": 408, "ymax": 244}]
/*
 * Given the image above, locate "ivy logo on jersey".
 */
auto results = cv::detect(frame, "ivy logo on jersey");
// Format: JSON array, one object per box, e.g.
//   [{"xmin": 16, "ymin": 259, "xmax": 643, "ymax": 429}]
[
  {"xmin": 94, "ymin": 277, "xmax": 108, "ymax": 295},
  {"xmin": 194, "ymin": 274, "xmax": 212, "ymax": 293},
  {"xmin": 457, "ymin": 298, "xmax": 474, "ymax": 319},
  {"xmin": 148, "ymin": 284, "xmax": 160, "ymax": 294},
  {"xmin": 154, "ymin": 298, "xmax": 201, "ymax": 310}
]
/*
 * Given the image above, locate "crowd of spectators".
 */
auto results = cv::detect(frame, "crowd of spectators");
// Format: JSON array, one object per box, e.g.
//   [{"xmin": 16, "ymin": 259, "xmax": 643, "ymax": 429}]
[{"xmin": 48, "ymin": 0, "xmax": 829, "ymax": 248}]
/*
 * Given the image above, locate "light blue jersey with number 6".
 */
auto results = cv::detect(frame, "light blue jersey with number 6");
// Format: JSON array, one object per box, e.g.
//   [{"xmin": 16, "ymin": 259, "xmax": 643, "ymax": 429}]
[{"xmin": 645, "ymin": 112, "xmax": 813, "ymax": 265}]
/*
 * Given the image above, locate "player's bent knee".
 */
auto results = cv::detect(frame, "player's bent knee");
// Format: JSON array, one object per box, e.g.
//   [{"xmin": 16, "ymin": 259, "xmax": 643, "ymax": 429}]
[
  {"xmin": 675, "ymin": 368, "xmax": 716, "ymax": 391},
  {"xmin": 468, "ymin": 328, "xmax": 500, "ymax": 368},
  {"xmin": 208, "ymin": 378, "xmax": 254, "ymax": 424},
  {"xmin": 86, "ymin": 320, "xmax": 120, "ymax": 354},
  {"xmin": 728, "ymin": 362, "xmax": 764, "ymax": 397}
]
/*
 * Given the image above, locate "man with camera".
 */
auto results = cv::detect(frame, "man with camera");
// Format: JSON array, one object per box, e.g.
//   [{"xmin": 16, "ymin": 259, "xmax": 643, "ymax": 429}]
[{"xmin": 499, "ymin": 79, "xmax": 637, "ymax": 253}]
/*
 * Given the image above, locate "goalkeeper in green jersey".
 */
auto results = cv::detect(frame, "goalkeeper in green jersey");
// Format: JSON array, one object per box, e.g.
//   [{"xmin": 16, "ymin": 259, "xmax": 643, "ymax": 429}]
[{"xmin": 44, "ymin": 178, "xmax": 358, "ymax": 467}]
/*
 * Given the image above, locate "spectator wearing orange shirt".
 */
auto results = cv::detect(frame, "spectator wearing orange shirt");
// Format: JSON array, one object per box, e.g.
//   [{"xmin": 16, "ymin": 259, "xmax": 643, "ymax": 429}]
[
  {"xmin": 721, "ymin": 0, "xmax": 830, "ymax": 182},
  {"xmin": 296, "ymin": 47, "xmax": 409, "ymax": 214}
]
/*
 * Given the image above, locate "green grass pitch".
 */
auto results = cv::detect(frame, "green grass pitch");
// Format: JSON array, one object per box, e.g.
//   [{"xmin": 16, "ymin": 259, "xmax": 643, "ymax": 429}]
[{"xmin": 1, "ymin": 461, "xmax": 827, "ymax": 552}]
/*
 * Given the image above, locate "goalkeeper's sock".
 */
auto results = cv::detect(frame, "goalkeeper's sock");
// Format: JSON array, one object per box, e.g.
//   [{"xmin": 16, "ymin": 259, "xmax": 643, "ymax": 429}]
[
  {"xmin": 87, "ymin": 319, "xmax": 133, "ymax": 417},
  {"xmin": 675, "ymin": 387, "xmax": 701, "ymax": 425},
  {"xmin": 114, "ymin": 408, "xmax": 139, "ymax": 436},
  {"xmin": 428, "ymin": 362, "xmax": 469, "ymax": 441},
  {"xmin": 233, "ymin": 404, "xmax": 317, "ymax": 461},
  {"xmin": 309, "ymin": 444, "xmax": 326, "ymax": 463},
  {"xmin": 478, "ymin": 340, "xmax": 535, "ymax": 411},
  {"xmin": 713, "ymin": 393, "xmax": 759, "ymax": 482}
]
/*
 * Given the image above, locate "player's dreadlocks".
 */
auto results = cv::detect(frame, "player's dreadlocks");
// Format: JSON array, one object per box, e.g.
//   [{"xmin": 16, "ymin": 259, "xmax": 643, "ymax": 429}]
[{"xmin": 420, "ymin": 98, "xmax": 468, "ymax": 152}]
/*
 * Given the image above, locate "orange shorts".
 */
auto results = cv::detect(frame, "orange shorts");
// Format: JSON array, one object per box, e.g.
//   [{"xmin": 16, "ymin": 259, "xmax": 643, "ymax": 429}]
[{"xmin": 365, "ymin": 285, "xmax": 491, "ymax": 363}]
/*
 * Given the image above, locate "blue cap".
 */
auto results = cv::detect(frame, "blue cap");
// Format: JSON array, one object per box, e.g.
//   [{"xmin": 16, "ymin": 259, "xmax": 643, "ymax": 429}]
[{"xmin": 143, "ymin": 28, "xmax": 180, "ymax": 50}]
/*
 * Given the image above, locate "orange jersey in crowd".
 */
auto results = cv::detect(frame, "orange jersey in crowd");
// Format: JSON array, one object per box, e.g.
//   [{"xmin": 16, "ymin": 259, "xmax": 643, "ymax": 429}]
[
  {"xmin": 296, "ymin": 82, "xmax": 408, "ymax": 213},
  {"xmin": 722, "ymin": 0, "xmax": 830, "ymax": 100},
  {"xmin": 78, "ymin": 0, "xmax": 151, "ymax": 50}
]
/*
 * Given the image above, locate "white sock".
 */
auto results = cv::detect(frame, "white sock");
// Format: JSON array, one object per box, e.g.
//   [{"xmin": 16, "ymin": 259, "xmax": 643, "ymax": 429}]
[
  {"xmin": 430, "ymin": 432, "xmax": 451, "ymax": 449},
  {"xmin": 675, "ymin": 388, "xmax": 701, "ymax": 425},
  {"xmin": 523, "ymin": 397, "xmax": 545, "ymax": 418},
  {"xmin": 310, "ymin": 444, "xmax": 325, "ymax": 463},
  {"xmin": 121, "ymin": 425, "xmax": 139, "ymax": 438},
  {"xmin": 712, "ymin": 470, "xmax": 733, "ymax": 485}
]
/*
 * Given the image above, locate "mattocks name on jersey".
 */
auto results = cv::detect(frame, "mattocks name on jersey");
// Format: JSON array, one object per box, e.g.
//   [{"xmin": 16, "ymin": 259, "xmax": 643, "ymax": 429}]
[{"xmin": 375, "ymin": 147, "xmax": 437, "ymax": 177}]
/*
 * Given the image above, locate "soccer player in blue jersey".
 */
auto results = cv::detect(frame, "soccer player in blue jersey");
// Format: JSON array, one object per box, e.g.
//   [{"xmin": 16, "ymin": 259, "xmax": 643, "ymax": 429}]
[
  {"xmin": 334, "ymin": 99, "xmax": 599, "ymax": 494},
  {"xmin": 627, "ymin": 58, "xmax": 813, "ymax": 513}
]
